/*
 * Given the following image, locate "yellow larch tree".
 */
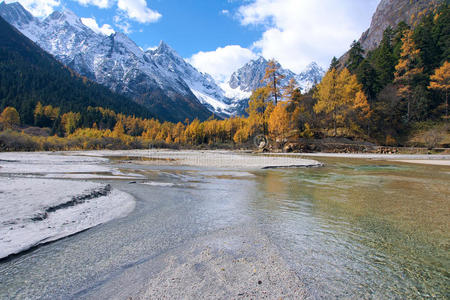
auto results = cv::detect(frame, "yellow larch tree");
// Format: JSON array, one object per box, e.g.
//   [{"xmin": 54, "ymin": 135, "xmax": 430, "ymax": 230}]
[
  {"xmin": 314, "ymin": 68, "xmax": 370, "ymax": 136},
  {"xmin": 263, "ymin": 60, "xmax": 285, "ymax": 105},
  {"xmin": 0, "ymin": 107, "xmax": 20, "ymax": 129},
  {"xmin": 268, "ymin": 102, "xmax": 291, "ymax": 143},
  {"xmin": 428, "ymin": 61, "xmax": 450, "ymax": 120},
  {"xmin": 394, "ymin": 29, "xmax": 423, "ymax": 122},
  {"xmin": 313, "ymin": 68, "xmax": 340, "ymax": 135}
]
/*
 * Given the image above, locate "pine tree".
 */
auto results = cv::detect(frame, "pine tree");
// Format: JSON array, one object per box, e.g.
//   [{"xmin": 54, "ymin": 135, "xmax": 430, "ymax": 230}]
[
  {"xmin": 373, "ymin": 26, "xmax": 396, "ymax": 87},
  {"xmin": 356, "ymin": 59, "xmax": 379, "ymax": 100},
  {"xmin": 329, "ymin": 56, "xmax": 340, "ymax": 71},
  {"xmin": 347, "ymin": 41, "xmax": 365, "ymax": 73}
]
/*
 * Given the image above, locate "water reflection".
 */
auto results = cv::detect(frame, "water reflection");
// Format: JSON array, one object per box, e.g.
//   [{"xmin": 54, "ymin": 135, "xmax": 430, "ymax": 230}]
[
  {"xmin": 0, "ymin": 158, "xmax": 448, "ymax": 299},
  {"xmin": 251, "ymin": 158, "xmax": 449, "ymax": 298}
]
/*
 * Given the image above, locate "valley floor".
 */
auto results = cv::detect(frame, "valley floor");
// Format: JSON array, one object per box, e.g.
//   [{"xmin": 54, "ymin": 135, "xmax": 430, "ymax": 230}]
[{"xmin": 0, "ymin": 150, "xmax": 448, "ymax": 298}]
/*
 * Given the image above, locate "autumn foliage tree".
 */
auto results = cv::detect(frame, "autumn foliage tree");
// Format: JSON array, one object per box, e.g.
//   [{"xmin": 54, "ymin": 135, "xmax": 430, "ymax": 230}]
[
  {"xmin": 0, "ymin": 107, "xmax": 20, "ymax": 129},
  {"xmin": 314, "ymin": 68, "xmax": 370, "ymax": 136},
  {"xmin": 263, "ymin": 60, "xmax": 285, "ymax": 105},
  {"xmin": 61, "ymin": 112, "xmax": 81, "ymax": 135},
  {"xmin": 394, "ymin": 29, "xmax": 424, "ymax": 122},
  {"xmin": 428, "ymin": 61, "xmax": 450, "ymax": 120},
  {"xmin": 268, "ymin": 103, "xmax": 291, "ymax": 143}
]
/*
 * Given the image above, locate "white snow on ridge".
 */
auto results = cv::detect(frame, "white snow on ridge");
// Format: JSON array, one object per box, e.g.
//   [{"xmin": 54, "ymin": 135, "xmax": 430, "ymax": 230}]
[
  {"xmin": 0, "ymin": 178, "xmax": 135, "ymax": 259},
  {"xmin": 220, "ymin": 82, "xmax": 251, "ymax": 102},
  {"xmin": 191, "ymin": 89, "xmax": 229, "ymax": 112}
]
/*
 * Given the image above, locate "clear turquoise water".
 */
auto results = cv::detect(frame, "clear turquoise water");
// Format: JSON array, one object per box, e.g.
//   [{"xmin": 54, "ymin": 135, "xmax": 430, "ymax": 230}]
[
  {"xmin": 250, "ymin": 158, "xmax": 449, "ymax": 298},
  {"xmin": 0, "ymin": 157, "xmax": 448, "ymax": 299}
]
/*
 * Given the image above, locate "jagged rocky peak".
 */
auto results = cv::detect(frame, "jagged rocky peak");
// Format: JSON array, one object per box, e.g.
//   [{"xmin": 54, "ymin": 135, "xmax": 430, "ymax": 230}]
[
  {"xmin": 0, "ymin": 1, "xmax": 33, "ymax": 26},
  {"xmin": 152, "ymin": 40, "xmax": 177, "ymax": 55},
  {"xmin": 296, "ymin": 62, "xmax": 325, "ymax": 90},
  {"xmin": 228, "ymin": 56, "xmax": 324, "ymax": 93},
  {"xmin": 229, "ymin": 56, "xmax": 272, "ymax": 92},
  {"xmin": 360, "ymin": 0, "xmax": 445, "ymax": 51},
  {"xmin": 110, "ymin": 31, "xmax": 143, "ymax": 58}
]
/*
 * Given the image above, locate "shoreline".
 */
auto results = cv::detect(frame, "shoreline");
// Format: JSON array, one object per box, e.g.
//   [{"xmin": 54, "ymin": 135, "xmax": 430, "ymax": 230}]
[{"xmin": 263, "ymin": 152, "xmax": 450, "ymax": 166}]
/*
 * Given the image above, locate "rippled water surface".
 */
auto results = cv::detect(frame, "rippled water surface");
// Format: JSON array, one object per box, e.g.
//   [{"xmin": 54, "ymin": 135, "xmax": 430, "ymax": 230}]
[
  {"xmin": 0, "ymin": 157, "xmax": 449, "ymax": 299},
  {"xmin": 251, "ymin": 158, "xmax": 449, "ymax": 298}
]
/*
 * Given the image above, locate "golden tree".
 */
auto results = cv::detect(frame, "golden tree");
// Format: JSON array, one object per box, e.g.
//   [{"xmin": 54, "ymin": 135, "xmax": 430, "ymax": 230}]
[
  {"xmin": 314, "ymin": 68, "xmax": 370, "ymax": 136},
  {"xmin": 268, "ymin": 103, "xmax": 291, "ymax": 143},
  {"xmin": 394, "ymin": 29, "xmax": 423, "ymax": 122},
  {"xmin": 247, "ymin": 86, "xmax": 271, "ymax": 135},
  {"xmin": 313, "ymin": 68, "xmax": 339, "ymax": 135},
  {"xmin": 61, "ymin": 112, "xmax": 81, "ymax": 135},
  {"xmin": 112, "ymin": 120, "xmax": 125, "ymax": 138},
  {"xmin": 429, "ymin": 61, "xmax": 450, "ymax": 120},
  {"xmin": 282, "ymin": 78, "xmax": 299, "ymax": 101},
  {"xmin": 263, "ymin": 60, "xmax": 285, "ymax": 105},
  {"xmin": 0, "ymin": 107, "xmax": 20, "ymax": 129}
]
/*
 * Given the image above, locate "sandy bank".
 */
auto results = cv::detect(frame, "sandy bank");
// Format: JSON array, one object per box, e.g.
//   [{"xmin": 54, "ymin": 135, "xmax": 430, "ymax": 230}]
[{"xmin": 68, "ymin": 149, "xmax": 323, "ymax": 169}]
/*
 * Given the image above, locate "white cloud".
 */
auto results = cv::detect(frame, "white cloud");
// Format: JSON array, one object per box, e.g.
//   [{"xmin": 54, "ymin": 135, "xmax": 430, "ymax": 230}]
[
  {"xmin": 189, "ymin": 45, "xmax": 257, "ymax": 83},
  {"xmin": 73, "ymin": 0, "xmax": 112, "ymax": 9},
  {"xmin": 113, "ymin": 14, "xmax": 131, "ymax": 33},
  {"xmin": 238, "ymin": 0, "xmax": 380, "ymax": 72},
  {"xmin": 4, "ymin": 0, "xmax": 60, "ymax": 17},
  {"xmin": 221, "ymin": 9, "xmax": 229, "ymax": 15},
  {"xmin": 117, "ymin": 0, "xmax": 161, "ymax": 23},
  {"xmin": 81, "ymin": 17, "xmax": 115, "ymax": 35}
]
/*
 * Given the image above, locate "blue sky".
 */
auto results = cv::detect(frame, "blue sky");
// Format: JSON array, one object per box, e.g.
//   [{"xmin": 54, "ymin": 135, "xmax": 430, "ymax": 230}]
[{"xmin": 4, "ymin": 0, "xmax": 381, "ymax": 82}]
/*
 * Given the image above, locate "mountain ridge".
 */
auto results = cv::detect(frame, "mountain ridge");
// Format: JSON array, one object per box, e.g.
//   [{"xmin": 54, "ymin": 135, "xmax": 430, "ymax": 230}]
[
  {"xmin": 0, "ymin": 2, "xmax": 325, "ymax": 120},
  {"xmin": 0, "ymin": 14, "xmax": 155, "ymax": 124}
]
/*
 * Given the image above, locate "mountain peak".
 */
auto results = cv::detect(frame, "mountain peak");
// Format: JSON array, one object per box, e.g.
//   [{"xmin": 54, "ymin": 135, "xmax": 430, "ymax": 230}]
[
  {"xmin": 0, "ymin": 1, "xmax": 34, "ymax": 26},
  {"xmin": 305, "ymin": 61, "xmax": 319, "ymax": 69},
  {"xmin": 254, "ymin": 56, "xmax": 267, "ymax": 64},
  {"xmin": 153, "ymin": 40, "xmax": 177, "ymax": 55},
  {"xmin": 46, "ymin": 9, "xmax": 81, "ymax": 26}
]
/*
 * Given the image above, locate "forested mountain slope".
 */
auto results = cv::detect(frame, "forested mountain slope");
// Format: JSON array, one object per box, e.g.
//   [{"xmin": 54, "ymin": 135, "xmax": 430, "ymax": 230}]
[{"xmin": 0, "ymin": 15, "xmax": 155, "ymax": 125}]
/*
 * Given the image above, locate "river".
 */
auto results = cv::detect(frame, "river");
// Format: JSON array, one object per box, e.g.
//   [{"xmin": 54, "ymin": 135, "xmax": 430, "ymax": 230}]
[{"xmin": 0, "ymin": 155, "xmax": 448, "ymax": 299}]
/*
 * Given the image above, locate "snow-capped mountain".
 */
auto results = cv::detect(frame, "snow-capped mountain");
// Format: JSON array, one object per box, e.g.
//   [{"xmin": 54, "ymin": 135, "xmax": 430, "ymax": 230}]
[
  {"xmin": 0, "ymin": 2, "xmax": 324, "ymax": 120},
  {"xmin": 146, "ymin": 41, "xmax": 232, "ymax": 117},
  {"xmin": 0, "ymin": 2, "xmax": 221, "ymax": 121},
  {"xmin": 222, "ymin": 57, "xmax": 325, "ymax": 114},
  {"xmin": 296, "ymin": 62, "xmax": 325, "ymax": 92}
]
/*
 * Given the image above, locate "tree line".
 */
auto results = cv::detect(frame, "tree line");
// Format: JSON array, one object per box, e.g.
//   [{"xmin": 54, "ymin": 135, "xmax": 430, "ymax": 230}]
[{"xmin": 0, "ymin": 4, "xmax": 448, "ymax": 151}]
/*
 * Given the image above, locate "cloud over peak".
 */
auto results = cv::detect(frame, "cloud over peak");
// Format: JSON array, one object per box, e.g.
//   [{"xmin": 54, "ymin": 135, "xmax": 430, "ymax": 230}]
[
  {"xmin": 238, "ymin": 0, "xmax": 380, "ymax": 72},
  {"xmin": 81, "ymin": 17, "xmax": 115, "ymax": 35},
  {"xmin": 7, "ymin": 0, "xmax": 162, "ymax": 25},
  {"xmin": 189, "ymin": 45, "xmax": 258, "ymax": 83}
]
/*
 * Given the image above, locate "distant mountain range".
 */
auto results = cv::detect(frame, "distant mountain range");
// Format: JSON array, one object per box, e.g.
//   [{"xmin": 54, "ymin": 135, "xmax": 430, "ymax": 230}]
[
  {"xmin": 0, "ymin": 14, "xmax": 155, "ymax": 125},
  {"xmin": 0, "ymin": 2, "xmax": 325, "ymax": 121}
]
